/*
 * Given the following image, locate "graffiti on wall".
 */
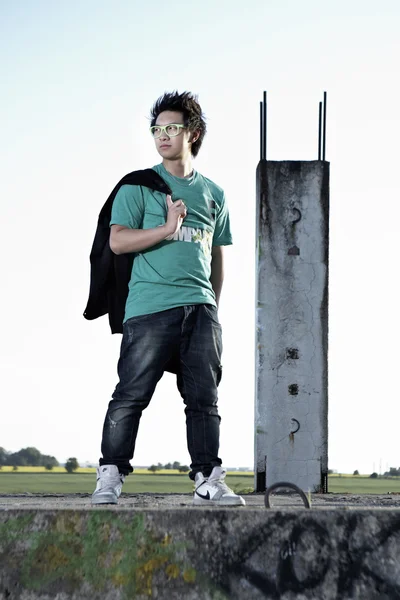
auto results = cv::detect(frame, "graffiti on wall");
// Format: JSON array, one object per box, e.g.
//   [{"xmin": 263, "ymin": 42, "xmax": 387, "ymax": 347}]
[{"xmin": 210, "ymin": 514, "xmax": 400, "ymax": 599}]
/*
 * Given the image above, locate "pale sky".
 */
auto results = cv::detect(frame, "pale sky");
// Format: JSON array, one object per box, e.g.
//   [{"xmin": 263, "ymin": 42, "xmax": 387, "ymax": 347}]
[{"xmin": 1, "ymin": 0, "xmax": 399, "ymax": 475}]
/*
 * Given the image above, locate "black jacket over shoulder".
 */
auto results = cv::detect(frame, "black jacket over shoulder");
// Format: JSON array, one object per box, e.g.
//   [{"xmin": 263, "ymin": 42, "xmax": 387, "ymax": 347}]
[{"xmin": 83, "ymin": 168, "xmax": 172, "ymax": 334}]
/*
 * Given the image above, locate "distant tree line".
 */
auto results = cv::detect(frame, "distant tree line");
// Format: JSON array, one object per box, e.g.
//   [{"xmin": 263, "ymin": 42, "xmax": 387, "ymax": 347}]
[
  {"xmin": 384, "ymin": 467, "xmax": 400, "ymax": 477},
  {"xmin": 0, "ymin": 447, "xmax": 191, "ymax": 475},
  {"xmin": 0, "ymin": 446, "xmax": 58, "ymax": 469},
  {"xmin": 353, "ymin": 468, "xmax": 400, "ymax": 478},
  {"xmin": 329, "ymin": 468, "xmax": 397, "ymax": 479},
  {"xmin": 148, "ymin": 461, "xmax": 189, "ymax": 473}
]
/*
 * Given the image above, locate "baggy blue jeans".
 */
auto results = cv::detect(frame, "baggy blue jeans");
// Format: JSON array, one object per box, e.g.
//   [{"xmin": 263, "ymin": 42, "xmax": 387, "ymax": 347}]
[{"xmin": 99, "ymin": 304, "xmax": 223, "ymax": 480}]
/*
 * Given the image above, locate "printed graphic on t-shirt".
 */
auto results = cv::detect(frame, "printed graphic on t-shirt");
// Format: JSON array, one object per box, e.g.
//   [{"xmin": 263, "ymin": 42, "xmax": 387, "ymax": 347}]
[{"xmin": 172, "ymin": 226, "xmax": 213, "ymax": 257}]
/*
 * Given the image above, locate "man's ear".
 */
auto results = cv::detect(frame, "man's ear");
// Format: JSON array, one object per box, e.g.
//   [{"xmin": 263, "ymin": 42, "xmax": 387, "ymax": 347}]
[{"xmin": 190, "ymin": 130, "xmax": 200, "ymax": 144}]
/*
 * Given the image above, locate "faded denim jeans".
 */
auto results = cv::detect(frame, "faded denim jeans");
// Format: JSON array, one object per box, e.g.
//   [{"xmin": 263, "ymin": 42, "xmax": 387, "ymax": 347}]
[{"xmin": 99, "ymin": 305, "xmax": 223, "ymax": 480}]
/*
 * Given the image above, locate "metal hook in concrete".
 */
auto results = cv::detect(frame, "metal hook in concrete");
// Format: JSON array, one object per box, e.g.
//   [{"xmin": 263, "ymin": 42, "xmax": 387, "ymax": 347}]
[
  {"xmin": 290, "ymin": 418, "xmax": 300, "ymax": 434},
  {"xmin": 292, "ymin": 208, "xmax": 302, "ymax": 224},
  {"xmin": 264, "ymin": 481, "xmax": 311, "ymax": 509}
]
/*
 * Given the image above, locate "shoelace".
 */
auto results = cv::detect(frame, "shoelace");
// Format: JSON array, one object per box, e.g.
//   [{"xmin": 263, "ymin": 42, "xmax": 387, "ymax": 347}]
[{"xmin": 208, "ymin": 477, "xmax": 233, "ymax": 494}]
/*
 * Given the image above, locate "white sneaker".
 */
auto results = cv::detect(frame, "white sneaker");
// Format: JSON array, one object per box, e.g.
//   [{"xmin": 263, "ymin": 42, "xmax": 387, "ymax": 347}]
[
  {"xmin": 91, "ymin": 465, "xmax": 125, "ymax": 505},
  {"xmin": 193, "ymin": 466, "xmax": 246, "ymax": 506}
]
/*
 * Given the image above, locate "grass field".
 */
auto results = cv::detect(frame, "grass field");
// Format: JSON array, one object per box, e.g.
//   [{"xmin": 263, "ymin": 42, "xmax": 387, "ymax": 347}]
[
  {"xmin": 1, "ymin": 471, "xmax": 400, "ymax": 494},
  {"xmin": 0, "ymin": 472, "xmax": 253, "ymax": 494}
]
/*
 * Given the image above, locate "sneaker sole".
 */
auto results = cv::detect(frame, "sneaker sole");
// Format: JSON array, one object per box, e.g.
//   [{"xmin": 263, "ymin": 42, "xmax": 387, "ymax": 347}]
[
  {"xmin": 193, "ymin": 496, "xmax": 246, "ymax": 507},
  {"xmin": 91, "ymin": 492, "xmax": 118, "ymax": 505}
]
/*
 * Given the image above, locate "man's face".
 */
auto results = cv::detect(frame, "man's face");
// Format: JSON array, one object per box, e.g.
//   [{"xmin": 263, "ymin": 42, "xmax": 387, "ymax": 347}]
[{"xmin": 153, "ymin": 110, "xmax": 196, "ymax": 160}]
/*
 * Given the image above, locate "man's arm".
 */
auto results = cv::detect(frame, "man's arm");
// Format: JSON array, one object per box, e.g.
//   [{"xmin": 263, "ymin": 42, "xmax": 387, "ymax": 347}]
[
  {"xmin": 210, "ymin": 246, "xmax": 224, "ymax": 307},
  {"xmin": 110, "ymin": 224, "xmax": 170, "ymax": 254},
  {"xmin": 110, "ymin": 196, "xmax": 187, "ymax": 255}
]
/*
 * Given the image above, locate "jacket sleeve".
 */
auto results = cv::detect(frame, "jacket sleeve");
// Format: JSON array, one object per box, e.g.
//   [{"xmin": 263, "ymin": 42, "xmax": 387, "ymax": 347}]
[{"xmin": 110, "ymin": 185, "xmax": 145, "ymax": 229}]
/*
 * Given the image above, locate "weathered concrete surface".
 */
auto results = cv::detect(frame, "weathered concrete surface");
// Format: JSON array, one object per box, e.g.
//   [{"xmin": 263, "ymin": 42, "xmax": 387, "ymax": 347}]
[
  {"xmin": 1, "ymin": 495, "xmax": 400, "ymax": 600},
  {"xmin": 3, "ymin": 492, "xmax": 400, "ymax": 510},
  {"xmin": 255, "ymin": 160, "xmax": 329, "ymax": 493}
]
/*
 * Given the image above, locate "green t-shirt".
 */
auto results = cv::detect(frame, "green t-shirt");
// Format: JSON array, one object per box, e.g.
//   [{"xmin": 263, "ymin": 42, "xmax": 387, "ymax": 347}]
[{"xmin": 110, "ymin": 163, "xmax": 233, "ymax": 320}]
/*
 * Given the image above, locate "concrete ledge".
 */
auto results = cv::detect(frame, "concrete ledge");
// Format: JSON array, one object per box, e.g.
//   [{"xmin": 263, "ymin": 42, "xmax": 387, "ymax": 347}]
[{"xmin": 1, "ymin": 502, "xmax": 400, "ymax": 599}]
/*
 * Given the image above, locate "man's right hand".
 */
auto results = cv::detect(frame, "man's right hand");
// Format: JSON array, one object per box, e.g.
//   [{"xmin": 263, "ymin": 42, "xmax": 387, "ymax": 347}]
[{"xmin": 164, "ymin": 195, "xmax": 187, "ymax": 240}]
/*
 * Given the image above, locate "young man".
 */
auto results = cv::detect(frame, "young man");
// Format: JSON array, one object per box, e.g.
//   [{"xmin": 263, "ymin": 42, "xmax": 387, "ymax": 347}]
[{"xmin": 92, "ymin": 91, "xmax": 245, "ymax": 506}]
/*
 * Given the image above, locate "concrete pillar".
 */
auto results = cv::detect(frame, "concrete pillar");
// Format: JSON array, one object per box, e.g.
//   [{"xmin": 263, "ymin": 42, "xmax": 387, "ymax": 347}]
[{"xmin": 255, "ymin": 160, "xmax": 329, "ymax": 493}]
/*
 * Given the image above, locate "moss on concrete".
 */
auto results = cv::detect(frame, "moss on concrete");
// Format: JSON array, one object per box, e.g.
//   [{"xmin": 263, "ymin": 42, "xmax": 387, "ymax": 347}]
[{"xmin": 0, "ymin": 511, "xmax": 196, "ymax": 598}]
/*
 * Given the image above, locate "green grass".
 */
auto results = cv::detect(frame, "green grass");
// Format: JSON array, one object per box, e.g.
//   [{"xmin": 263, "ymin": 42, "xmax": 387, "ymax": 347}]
[
  {"xmin": 327, "ymin": 476, "xmax": 400, "ymax": 494},
  {"xmin": 1, "ymin": 473, "xmax": 400, "ymax": 495},
  {"xmin": 0, "ymin": 472, "xmax": 253, "ymax": 494}
]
